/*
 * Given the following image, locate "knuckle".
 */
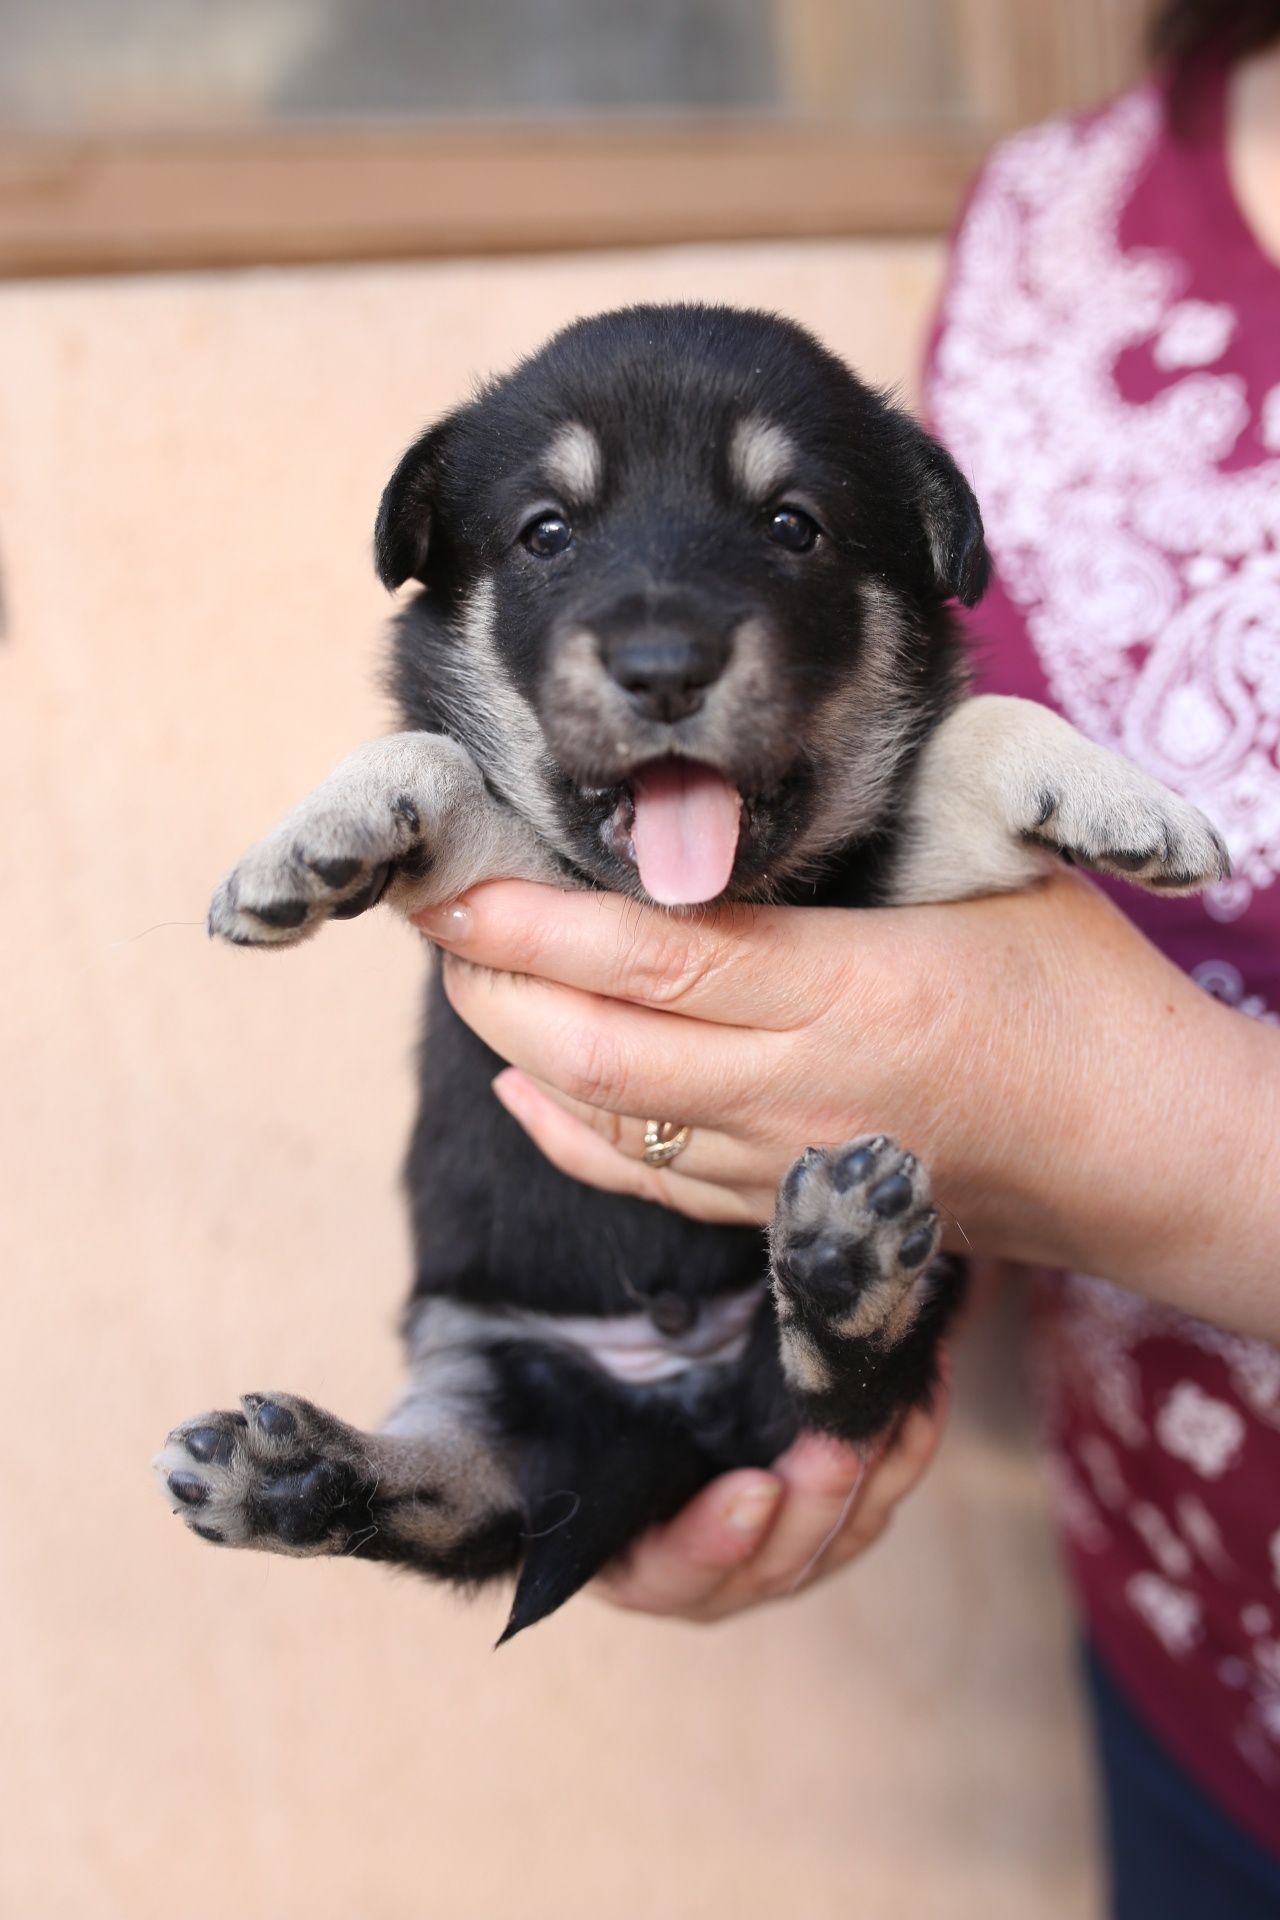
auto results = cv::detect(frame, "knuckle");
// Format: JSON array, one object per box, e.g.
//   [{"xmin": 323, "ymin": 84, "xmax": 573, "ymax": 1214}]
[
  {"xmin": 562, "ymin": 1023, "xmax": 628, "ymax": 1109},
  {"xmin": 905, "ymin": 1414, "xmax": 943, "ymax": 1469},
  {"xmin": 853, "ymin": 1512, "xmax": 892, "ymax": 1552},
  {"xmin": 629, "ymin": 926, "xmax": 721, "ymax": 1008},
  {"xmin": 637, "ymin": 1165, "xmax": 685, "ymax": 1210},
  {"xmin": 505, "ymin": 914, "xmax": 557, "ymax": 979},
  {"xmin": 595, "ymin": 1583, "xmax": 646, "ymax": 1615},
  {"xmin": 439, "ymin": 953, "xmax": 482, "ymax": 1002},
  {"xmin": 616, "ymin": 1580, "xmax": 699, "ymax": 1621},
  {"xmin": 799, "ymin": 1440, "xmax": 865, "ymax": 1500}
]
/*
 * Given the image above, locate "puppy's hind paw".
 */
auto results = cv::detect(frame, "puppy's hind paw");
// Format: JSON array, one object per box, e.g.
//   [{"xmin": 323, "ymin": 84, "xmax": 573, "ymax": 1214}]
[
  {"xmin": 154, "ymin": 1393, "xmax": 381, "ymax": 1555},
  {"xmin": 771, "ymin": 1135, "xmax": 941, "ymax": 1348}
]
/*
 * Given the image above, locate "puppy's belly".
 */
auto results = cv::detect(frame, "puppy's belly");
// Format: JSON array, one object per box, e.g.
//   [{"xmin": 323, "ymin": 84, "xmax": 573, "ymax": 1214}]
[
  {"xmin": 407, "ymin": 1287, "xmax": 765, "ymax": 1387},
  {"xmin": 405, "ymin": 973, "xmax": 768, "ymax": 1318}
]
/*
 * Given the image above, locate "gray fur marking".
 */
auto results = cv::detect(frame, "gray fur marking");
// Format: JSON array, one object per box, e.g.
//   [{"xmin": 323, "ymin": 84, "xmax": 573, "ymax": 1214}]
[
  {"xmin": 406, "ymin": 1290, "xmax": 763, "ymax": 1390},
  {"xmin": 208, "ymin": 722, "xmax": 558, "ymax": 950}
]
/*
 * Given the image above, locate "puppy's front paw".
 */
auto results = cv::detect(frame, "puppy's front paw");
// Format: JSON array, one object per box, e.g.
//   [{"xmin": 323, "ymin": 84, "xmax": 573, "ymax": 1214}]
[
  {"xmin": 771, "ymin": 1135, "xmax": 940, "ymax": 1348},
  {"xmin": 209, "ymin": 792, "xmax": 428, "ymax": 949},
  {"xmin": 153, "ymin": 1393, "xmax": 381, "ymax": 1555},
  {"xmin": 1023, "ymin": 758, "xmax": 1229, "ymax": 895}
]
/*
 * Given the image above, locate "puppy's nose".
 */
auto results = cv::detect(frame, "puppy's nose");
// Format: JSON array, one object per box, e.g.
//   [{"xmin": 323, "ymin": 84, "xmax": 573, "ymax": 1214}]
[{"xmin": 605, "ymin": 629, "xmax": 729, "ymax": 723}]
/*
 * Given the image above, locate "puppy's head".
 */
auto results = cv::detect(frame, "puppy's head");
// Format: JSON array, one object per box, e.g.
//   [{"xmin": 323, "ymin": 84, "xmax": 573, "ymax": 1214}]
[{"xmin": 380, "ymin": 304, "xmax": 987, "ymax": 904}]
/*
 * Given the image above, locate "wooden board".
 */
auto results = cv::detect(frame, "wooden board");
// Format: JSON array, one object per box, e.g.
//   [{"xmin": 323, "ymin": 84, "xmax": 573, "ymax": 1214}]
[{"xmin": 0, "ymin": 124, "xmax": 989, "ymax": 277}]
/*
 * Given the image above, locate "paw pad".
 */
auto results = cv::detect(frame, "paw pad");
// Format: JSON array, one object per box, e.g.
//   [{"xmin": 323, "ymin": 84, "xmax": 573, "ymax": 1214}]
[
  {"xmin": 153, "ymin": 1392, "xmax": 377, "ymax": 1556},
  {"xmin": 772, "ymin": 1135, "xmax": 940, "ymax": 1342}
]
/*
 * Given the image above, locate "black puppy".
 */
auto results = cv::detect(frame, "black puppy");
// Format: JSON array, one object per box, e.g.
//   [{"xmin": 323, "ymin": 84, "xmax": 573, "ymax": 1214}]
[{"xmin": 155, "ymin": 305, "xmax": 1227, "ymax": 1638}]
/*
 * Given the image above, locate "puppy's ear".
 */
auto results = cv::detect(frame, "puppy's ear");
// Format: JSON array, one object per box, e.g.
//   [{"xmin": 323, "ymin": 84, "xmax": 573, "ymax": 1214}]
[
  {"xmin": 907, "ymin": 428, "xmax": 990, "ymax": 607},
  {"xmin": 374, "ymin": 426, "xmax": 446, "ymax": 590}
]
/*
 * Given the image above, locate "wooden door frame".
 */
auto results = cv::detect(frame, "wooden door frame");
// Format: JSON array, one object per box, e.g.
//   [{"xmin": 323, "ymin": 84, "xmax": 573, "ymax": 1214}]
[{"xmin": 0, "ymin": 121, "xmax": 990, "ymax": 278}]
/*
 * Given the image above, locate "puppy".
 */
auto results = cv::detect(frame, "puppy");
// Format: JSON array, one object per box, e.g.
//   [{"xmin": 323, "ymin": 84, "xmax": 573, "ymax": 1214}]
[{"xmin": 155, "ymin": 305, "xmax": 1228, "ymax": 1638}]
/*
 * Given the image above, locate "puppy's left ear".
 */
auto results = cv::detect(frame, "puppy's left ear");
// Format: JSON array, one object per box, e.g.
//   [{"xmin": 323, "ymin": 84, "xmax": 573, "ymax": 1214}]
[
  {"xmin": 906, "ymin": 428, "xmax": 990, "ymax": 607},
  {"xmin": 374, "ymin": 425, "xmax": 447, "ymax": 590}
]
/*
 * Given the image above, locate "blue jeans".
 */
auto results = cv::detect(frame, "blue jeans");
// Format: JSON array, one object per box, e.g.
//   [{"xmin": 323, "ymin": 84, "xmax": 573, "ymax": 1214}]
[{"xmin": 1084, "ymin": 1643, "xmax": 1280, "ymax": 1918}]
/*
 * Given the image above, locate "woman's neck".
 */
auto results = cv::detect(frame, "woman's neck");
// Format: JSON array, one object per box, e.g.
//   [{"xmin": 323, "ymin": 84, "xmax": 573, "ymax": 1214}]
[{"xmin": 1227, "ymin": 41, "xmax": 1280, "ymax": 265}]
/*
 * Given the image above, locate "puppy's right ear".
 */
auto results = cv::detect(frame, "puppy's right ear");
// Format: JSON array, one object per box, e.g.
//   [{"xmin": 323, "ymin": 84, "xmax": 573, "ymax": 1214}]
[
  {"xmin": 903, "ymin": 428, "xmax": 990, "ymax": 608},
  {"xmin": 374, "ymin": 426, "xmax": 445, "ymax": 590}
]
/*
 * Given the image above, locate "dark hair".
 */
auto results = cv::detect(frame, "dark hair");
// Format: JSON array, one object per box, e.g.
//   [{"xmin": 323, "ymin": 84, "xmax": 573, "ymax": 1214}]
[{"xmin": 1149, "ymin": 0, "xmax": 1280, "ymax": 67}]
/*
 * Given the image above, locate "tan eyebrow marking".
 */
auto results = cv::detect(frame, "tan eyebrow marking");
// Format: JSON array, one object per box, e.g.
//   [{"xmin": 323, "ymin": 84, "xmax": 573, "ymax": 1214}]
[
  {"xmin": 543, "ymin": 421, "xmax": 602, "ymax": 502},
  {"xmin": 729, "ymin": 416, "xmax": 796, "ymax": 502}
]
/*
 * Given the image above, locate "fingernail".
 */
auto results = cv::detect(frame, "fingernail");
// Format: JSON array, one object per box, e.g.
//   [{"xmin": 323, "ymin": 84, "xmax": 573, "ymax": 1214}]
[
  {"xmin": 724, "ymin": 1480, "xmax": 782, "ymax": 1537},
  {"xmin": 414, "ymin": 900, "xmax": 472, "ymax": 944}
]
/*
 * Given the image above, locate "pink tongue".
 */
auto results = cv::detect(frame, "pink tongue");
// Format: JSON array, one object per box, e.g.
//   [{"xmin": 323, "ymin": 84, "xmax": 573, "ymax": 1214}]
[{"xmin": 630, "ymin": 760, "xmax": 742, "ymax": 906}]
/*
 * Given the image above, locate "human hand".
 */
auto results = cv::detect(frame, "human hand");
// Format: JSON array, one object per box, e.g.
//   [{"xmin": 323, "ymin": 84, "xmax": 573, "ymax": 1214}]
[
  {"xmin": 590, "ymin": 1388, "xmax": 947, "ymax": 1622},
  {"xmin": 415, "ymin": 871, "xmax": 1280, "ymax": 1335}
]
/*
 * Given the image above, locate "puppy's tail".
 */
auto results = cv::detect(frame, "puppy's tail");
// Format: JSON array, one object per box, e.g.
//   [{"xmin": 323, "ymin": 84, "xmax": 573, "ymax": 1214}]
[{"xmin": 497, "ymin": 1418, "xmax": 715, "ymax": 1646}]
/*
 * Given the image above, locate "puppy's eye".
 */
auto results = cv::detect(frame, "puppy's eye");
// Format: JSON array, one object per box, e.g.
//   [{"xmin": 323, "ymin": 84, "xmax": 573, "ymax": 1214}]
[
  {"xmin": 522, "ymin": 514, "xmax": 574, "ymax": 558},
  {"xmin": 767, "ymin": 507, "xmax": 820, "ymax": 553}
]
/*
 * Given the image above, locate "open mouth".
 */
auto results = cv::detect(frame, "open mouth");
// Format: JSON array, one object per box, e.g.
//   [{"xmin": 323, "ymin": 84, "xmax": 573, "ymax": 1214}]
[{"xmin": 604, "ymin": 757, "xmax": 743, "ymax": 907}]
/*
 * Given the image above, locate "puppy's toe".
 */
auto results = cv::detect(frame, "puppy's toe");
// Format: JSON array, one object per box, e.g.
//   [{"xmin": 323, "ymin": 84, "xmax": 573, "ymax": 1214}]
[
  {"xmin": 153, "ymin": 1394, "xmax": 377, "ymax": 1556},
  {"xmin": 207, "ymin": 855, "xmax": 315, "ymax": 949},
  {"xmin": 208, "ymin": 787, "xmax": 425, "ymax": 950},
  {"xmin": 1026, "ymin": 766, "xmax": 1229, "ymax": 895}
]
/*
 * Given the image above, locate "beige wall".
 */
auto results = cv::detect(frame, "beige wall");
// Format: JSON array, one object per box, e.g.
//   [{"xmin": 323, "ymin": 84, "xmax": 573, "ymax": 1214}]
[{"xmin": 0, "ymin": 242, "xmax": 1100, "ymax": 1919}]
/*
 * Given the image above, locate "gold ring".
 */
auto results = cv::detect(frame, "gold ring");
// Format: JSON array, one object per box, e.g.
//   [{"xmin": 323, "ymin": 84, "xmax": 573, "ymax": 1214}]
[{"xmin": 643, "ymin": 1120, "xmax": 692, "ymax": 1167}]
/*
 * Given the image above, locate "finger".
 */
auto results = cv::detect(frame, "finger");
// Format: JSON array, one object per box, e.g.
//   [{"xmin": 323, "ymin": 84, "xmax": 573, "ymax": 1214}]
[
  {"xmin": 709, "ymin": 1431, "xmax": 871, "ymax": 1604},
  {"xmin": 596, "ymin": 1403, "xmax": 947, "ymax": 1624},
  {"xmin": 491, "ymin": 1069, "xmax": 765, "ymax": 1225},
  {"xmin": 416, "ymin": 882, "xmax": 844, "ymax": 1030},
  {"xmin": 591, "ymin": 1471, "xmax": 784, "ymax": 1617},
  {"xmin": 497, "ymin": 1068, "xmax": 729, "ymax": 1168},
  {"xmin": 800, "ymin": 1398, "xmax": 946, "ymax": 1579},
  {"xmin": 441, "ymin": 953, "xmax": 777, "ymax": 1128}
]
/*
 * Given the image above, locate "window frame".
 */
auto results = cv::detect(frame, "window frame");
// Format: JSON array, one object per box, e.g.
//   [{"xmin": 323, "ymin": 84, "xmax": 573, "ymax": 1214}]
[{"xmin": 0, "ymin": 121, "xmax": 991, "ymax": 277}]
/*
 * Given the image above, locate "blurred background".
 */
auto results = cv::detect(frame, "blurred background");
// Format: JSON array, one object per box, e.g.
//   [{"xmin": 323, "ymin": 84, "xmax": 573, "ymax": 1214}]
[
  {"xmin": 0, "ymin": 0, "xmax": 1146, "ymax": 270},
  {"xmin": 1, "ymin": 4, "xmax": 1152, "ymax": 1917}
]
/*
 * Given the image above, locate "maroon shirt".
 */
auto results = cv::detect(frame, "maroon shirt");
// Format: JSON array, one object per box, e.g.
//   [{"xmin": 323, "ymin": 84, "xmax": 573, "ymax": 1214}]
[{"xmin": 926, "ymin": 61, "xmax": 1280, "ymax": 1852}]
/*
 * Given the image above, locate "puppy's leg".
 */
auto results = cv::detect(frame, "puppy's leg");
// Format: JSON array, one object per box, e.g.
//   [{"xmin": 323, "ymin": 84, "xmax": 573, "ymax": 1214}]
[
  {"xmin": 208, "ymin": 732, "xmax": 559, "ymax": 949},
  {"xmin": 153, "ymin": 1377, "xmax": 523, "ymax": 1584},
  {"xmin": 769, "ymin": 1137, "xmax": 964, "ymax": 1443},
  {"xmin": 891, "ymin": 694, "xmax": 1230, "ymax": 904}
]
